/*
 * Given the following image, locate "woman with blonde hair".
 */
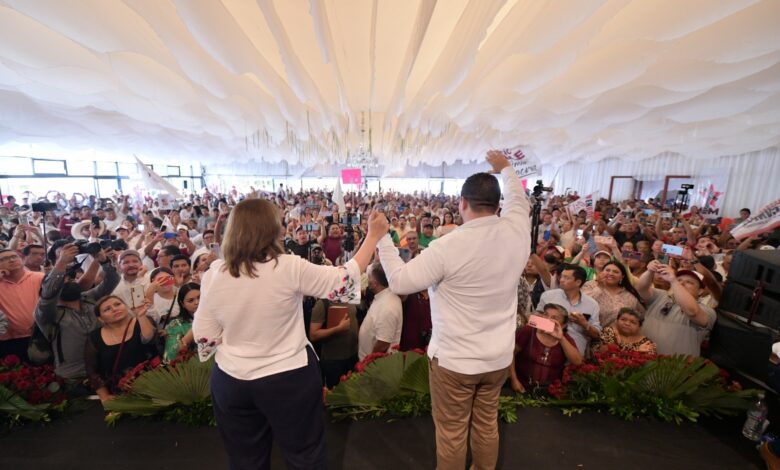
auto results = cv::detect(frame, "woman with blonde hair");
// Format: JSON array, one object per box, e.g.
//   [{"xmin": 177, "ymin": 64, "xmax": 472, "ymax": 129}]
[{"xmin": 193, "ymin": 198, "xmax": 389, "ymax": 469}]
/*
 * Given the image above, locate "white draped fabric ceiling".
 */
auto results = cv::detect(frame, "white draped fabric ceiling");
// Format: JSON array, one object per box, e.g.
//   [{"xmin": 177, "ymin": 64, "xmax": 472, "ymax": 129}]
[{"xmin": 0, "ymin": 0, "xmax": 779, "ymax": 168}]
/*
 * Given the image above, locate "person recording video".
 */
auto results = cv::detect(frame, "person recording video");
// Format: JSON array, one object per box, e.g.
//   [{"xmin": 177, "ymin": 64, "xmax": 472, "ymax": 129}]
[{"xmin": 34, "ymin": 243, "xmax": 119, "ymax": 392}]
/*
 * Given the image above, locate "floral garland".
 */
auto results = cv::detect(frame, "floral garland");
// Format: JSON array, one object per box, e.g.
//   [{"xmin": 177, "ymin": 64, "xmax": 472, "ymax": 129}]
[
  {"xmin": 0, "ymin": 355, "xmax": 69, "ymax": 429},
  {"xmin": 520, "ymin": 345, "xmax": 755, "ymax": 423},
  {"xmin": 325, "ymin": 345, "xmax": 758, "ymax": 424}
]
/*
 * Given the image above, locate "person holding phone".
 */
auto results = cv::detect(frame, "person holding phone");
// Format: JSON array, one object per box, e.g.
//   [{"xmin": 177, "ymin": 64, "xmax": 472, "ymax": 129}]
[
  {"xmin": 536, "ymin": 264, "xmax": 601, "ymax": 355},
  {"xmin": 510, "ymin": 303, "xmax": 582, "ymax": 394},
  {"xmin": 635, "ymin": 260, "xmax": 716, "ymax": 356}
]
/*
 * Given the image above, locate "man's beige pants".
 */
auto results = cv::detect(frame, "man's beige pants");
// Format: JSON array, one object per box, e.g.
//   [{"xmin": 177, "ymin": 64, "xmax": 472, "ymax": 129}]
[{"xmin": 429, "ymin": 357, "xmax": 509, "ymax": 470}]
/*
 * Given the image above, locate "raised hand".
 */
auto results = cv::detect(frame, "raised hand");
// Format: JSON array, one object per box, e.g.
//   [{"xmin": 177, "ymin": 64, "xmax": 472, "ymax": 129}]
[{"xmin": 486, "ymin": 150, "xmax": 511, "ymax": 174}]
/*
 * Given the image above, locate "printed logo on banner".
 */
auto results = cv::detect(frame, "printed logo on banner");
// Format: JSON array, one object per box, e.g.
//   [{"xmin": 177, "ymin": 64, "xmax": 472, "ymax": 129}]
[
  {"xmin": 691, "ymin": 170, "xmax": 729, "ymax": 220},
  {"xmin": 501, "ymin": 145, "xmax": 540, "ymax": 179}
]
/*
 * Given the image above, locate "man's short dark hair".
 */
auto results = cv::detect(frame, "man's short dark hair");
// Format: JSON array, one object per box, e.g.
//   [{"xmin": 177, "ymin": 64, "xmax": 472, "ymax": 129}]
[
  {"xmin": 370, "ymin": 262, "xmax": 389, "ymax": 288},
  {"xmin": 423, "ymin": 224, "xmax": 434, "ymax": 230},
  {"xmin": 160, "ymin": 246, "xmax": 182, "ymax": 257},
  {"xmin": 460, "ymin": 173, "xmax": 500, "ymax": 212},
  {"xmin": 561, "ymin": 263, "xmax": 587, "ymax": 287},
  {"xmin": 203, "ymin": 229, "xmax": 215, "ymax": 236},
  {"xmin": 171, "ymin": 254, "xmax": 190, "ymax": 267},
  {"xmin": 740, "ymin": 208, "xmax": 751, "ymax": 216},
  {"xmin": 22, "ymin": 244, "xmax": 44, "ymax": 256}
]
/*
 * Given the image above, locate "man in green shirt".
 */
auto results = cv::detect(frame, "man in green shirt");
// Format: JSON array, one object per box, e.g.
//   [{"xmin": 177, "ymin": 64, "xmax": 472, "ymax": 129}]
[
  {"xmin": 419, "ymin": 223, "xmax": 437, "ymax": 249},
  {"xmin": 309, "ymin": 300, "xmax": 359, "ymax": 388}
]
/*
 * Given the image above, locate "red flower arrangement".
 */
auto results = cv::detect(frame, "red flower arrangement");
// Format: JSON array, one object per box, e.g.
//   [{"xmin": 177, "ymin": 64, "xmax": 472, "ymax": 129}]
[
  {"xmin": 117, "ymin": 351, "xmax": 194, "ymax": 392},
  {"xmin": 0, "ymin": 355, "xmax": 66, "ymax": 406}
]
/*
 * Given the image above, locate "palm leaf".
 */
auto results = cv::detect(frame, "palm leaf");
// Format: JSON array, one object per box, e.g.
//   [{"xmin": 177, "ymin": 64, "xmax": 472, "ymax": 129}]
[
  {"xmin": 399, "ymin": 351, "xmax": 429, "ymax": 394},
  {"xmin": 327, "ymin": 353, "xmax": 407, "ymax": 408},
  {"xmin": 103, "ymin": 396, "xmax": 168, "ymax": 415},
  {"xmin": 0, "ymin": 385, "xmax": 49, "ymax": 421},
  {"xmin": 129, "ymin": 356, "xmax": 213, "ymax": 404}
]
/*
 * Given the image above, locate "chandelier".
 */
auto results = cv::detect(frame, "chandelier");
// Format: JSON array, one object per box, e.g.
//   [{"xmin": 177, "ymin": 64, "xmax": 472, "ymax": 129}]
[{"xmin": 345, "ymin": 112, "xmax": 379, "ymax": 170}]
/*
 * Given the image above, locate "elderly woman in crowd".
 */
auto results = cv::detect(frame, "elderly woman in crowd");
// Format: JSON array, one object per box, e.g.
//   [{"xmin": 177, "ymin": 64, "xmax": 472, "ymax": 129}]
[
  {"xmin": 582, "ymin": 261, "xmax": 644, "ymax": 329},
  {"xmin": 192, "ymin": 198, "xmax": 388, "ymax": 469},
  {"xmin": 509, "ymin": 303, "xmax": 583, "ymax": 395},
  {"xmin": 596, "ymin": 307, "xmax": 656, "ymax": 355}
]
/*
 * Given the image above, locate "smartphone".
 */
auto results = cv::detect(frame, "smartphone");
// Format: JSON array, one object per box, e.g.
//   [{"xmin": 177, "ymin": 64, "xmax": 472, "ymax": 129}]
[
  {"xmin": 91, "ymin": 215, "xmax": 100, "ymax": 226},
  {"xmin": 528, "ymin": 314, "xmax": 556, "ymax": 334},
  {"xmin": 643, "ymin": 209, "xmax": 655, "ymax": 216},
  {"xmin": 661, "ymin": 212, "xmax": 672, "ymax": 219},
  {"xmin": 661, "ymin": 244, "xmax": 684, "ymax": 257},
  {"xmin": 137, "ymin": 223, "xmax": 145, "ymax": 231},
  {"xmin": 208, "ymin": 242, "xmax": 220, "ymax": 253},
  {"xmin": 163, "ymin": 232, "xmax": 178, "ymax": 239},
  {"xmin": 130, "ymin": 285, "xmax": 145, "ymax": 309},
  {"xmin": 576, "ymin": 229, "xmax": 584, "ymax": 238},
  {"xmin": 622, "ymin": 250, "xmax": 643, "ymax": 261},
  {"xmin": 543, "ymin": 230, "xmax": 551, "ymax": 241},
  {"xmin": 594, "ymin": 235, "xmax": 613, "ymax": 245},
  {"xmin": 658, "ymin": 254, "xmax": 670, "ymax": 265},
  {"xmin": 399, "ymin": 248, "xmax": 412, "ymax": 263},
  {"xmin": 160, "ymin": 225, "xmax": 167, "ymax": 232}
]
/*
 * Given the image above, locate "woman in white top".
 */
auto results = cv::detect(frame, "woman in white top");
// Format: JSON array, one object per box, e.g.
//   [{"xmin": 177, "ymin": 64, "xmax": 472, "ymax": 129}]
[{"xmin": 192, "ymin": 198, "xmax": 386, "ymax": 469}]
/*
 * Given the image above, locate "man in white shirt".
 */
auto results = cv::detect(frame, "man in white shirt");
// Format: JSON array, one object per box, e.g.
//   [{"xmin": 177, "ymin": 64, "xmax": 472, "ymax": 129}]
[
  {"xmin": 358, "ymin": 263, "xmax": 402, "ymax": 360},
  {"xmin": 377, "ymin": 151, "xmax": 530, "ymax": 470},
  {"xmin": 111, "ymin": 250, "xmax": 151, "ymax": 310}
]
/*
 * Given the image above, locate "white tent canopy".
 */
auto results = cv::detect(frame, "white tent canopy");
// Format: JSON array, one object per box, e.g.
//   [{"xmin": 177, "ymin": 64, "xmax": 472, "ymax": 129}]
[{"xmin": 0, "ymin": 0, "xmax": 779, "ymax": 168}]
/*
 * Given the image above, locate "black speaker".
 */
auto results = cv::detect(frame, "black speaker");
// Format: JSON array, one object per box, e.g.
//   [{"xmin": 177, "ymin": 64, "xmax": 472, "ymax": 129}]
[
  {"xmin": 719, "ymin": 281, "xmax": 780, "ymax": 331},
  {"xmin": 728, "ymin": 249, "xmax": 780, "ymax": 296},
  {"xmin": 709, "ymin": 311, "xmax": 777, "ymax": 382}
]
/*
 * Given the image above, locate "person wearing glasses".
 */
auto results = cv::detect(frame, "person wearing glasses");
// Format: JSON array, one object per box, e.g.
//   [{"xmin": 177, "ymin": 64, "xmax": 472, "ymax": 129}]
[
  {"xmin": 0, "ymin": 248, "xmax": 46, "ymax": 360},
  {"xmin": 635, "ymin": 260, "xmax": 716, "ymax": 356}
]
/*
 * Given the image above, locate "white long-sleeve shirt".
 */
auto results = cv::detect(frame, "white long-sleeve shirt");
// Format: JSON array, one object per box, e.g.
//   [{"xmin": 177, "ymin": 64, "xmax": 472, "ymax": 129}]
[
  {"xmin": 378, "ymin": 166, "xmax": 531, "ymax": 374},
  {"xmin": 192, "ymin": 256, "xmax": 361, "ymax": 380}
]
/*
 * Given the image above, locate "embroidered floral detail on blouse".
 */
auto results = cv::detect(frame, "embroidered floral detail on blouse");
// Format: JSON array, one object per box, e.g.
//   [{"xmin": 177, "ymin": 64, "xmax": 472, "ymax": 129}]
[
  {"xmin": 196, "ymin": 336, "xmax": 221, "ymax": 361},
  {"xmin": 327, "ymin": 268, "xmax": 357, "ymax": 303}
]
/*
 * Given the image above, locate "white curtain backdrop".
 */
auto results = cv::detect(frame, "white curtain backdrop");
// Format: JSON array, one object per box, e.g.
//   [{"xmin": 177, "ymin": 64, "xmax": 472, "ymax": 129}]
[{"xmin": 543, "ymin": 146, "xmax": 780, "ymax": 217}]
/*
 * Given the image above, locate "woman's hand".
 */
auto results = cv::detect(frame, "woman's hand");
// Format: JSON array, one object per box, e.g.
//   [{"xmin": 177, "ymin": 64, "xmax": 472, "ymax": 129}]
[
  {"xmin": 133, "ymin": 299, "xmax": 152, "ymax": 318},
  {"xmin": 367, "ymin": 210, "xmax": 389, "ymax": 239},
  {"xmin": 100, "ymin": 394, "xmax": 116, "ymax": 404},
  {"xmin": 336, "ymin": 315, "xmax": 351, "ymax": 333},
  {"xmin": 510, "ymin": 378, "xmax": 526, "ymax": 394}
]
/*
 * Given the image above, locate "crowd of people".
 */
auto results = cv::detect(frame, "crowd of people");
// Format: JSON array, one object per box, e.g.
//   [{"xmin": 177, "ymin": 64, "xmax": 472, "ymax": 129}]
[{"xmin": 0, "ymin": 177, "xmax": 775, "ymax": 403}]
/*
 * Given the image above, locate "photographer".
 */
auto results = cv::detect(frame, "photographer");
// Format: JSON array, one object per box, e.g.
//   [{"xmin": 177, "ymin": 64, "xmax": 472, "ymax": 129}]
[{"xmin": 34, "ymin": 243, "xmax": 119, "ymax": 388}]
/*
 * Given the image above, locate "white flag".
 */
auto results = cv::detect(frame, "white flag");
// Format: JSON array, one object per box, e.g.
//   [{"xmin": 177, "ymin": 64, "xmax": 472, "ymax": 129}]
[
  {"xmin": 732, "ymin": 198, "xmax": 780, "ymax": 240},
  {"xmin": 333, "ymin": 177, "xmax": 346, "ymax": 212},
  {"xmin": 134, "ymin": 155, "xmax": 182, "ymax": 199},
  {"xmin": 501, "ymin": 145, "xmax": 540, "ymax": 179}
]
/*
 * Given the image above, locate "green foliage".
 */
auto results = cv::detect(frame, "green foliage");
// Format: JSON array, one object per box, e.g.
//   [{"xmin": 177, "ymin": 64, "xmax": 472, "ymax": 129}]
[{"xmin": 104, "ymin": 356, "xmax": 216, "ymax": 426}]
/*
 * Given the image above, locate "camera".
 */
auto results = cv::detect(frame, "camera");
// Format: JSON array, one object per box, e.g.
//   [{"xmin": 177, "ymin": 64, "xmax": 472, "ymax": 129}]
[
  {"xmin": 74, "ymin": 239, "xmax": 102, "ymax": 256},
  {"xmin": 681, "ymin": 184, "xmax": 694, "ymax": 190},
  {"xmin": 532, "ymin": 180, "xmax": 553, "ymax": 198},
  {"xmin": 31, "ymin": 202, "xmax": 57, "ymax": 212}
]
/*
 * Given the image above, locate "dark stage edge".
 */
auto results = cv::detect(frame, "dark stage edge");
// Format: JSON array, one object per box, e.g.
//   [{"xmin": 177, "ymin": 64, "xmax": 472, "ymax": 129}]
[{"xmin": 0, "ymin": 402, "xmax": 764, "ymax": 470}]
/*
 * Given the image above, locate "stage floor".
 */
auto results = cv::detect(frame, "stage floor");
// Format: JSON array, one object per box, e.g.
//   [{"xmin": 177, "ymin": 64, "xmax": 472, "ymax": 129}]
[{"xmin": 0, "ymin": 402, "xmax": 764, "ymax": 469}]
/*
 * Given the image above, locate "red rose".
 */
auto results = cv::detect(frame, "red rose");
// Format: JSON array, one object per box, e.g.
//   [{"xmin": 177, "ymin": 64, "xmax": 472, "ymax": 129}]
[
  {"xmin": 150, "ymin": 357, "xmax": 162, "ymax": 368},
  {"xmin": 29, "ymin": 390, "xmax": 43, "ymax": 404},
  {"xmin": 34, "ymin": 376, "xmax": 48, "ymax": 388},
  {"xmin": 42, "ymin": 390, "xmax": 53, "ymax": 400},
  {"xmin": 0, "ymin": 373, "xmax": 9, "ymax": 384},
  {"xmin": 2, "ymin": 355, "xmax": 20, "ymax": 367}
]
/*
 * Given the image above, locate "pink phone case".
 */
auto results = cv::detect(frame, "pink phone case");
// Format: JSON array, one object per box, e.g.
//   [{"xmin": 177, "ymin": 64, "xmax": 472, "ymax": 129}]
[{"xmin": 528, "ymin": 314, "xmax": 556, "ymax": 333}]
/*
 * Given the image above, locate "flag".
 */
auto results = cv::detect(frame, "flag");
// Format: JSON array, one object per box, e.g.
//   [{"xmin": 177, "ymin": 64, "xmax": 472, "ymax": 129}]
[
  {"xmin": 333, "ymin": 177, "xmax": 346, "ymax": 212},
  {"xmin": 134, "ymin": 155, "xmax": 182, "ymax": 199},
  {"xmin": 731, "ymin": 198, "xmax": 780, "ymax": 240},
  {"xmin": 501, "ymin": 145, "xmax": 540, "ymax": 179}
]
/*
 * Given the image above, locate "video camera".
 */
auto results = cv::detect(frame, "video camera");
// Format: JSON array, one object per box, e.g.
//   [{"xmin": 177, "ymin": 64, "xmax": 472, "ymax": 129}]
[
  {"xmin": 532, "ymin": 180, "xmax": 553, "ymax": 198},
  {"xmin": 73, "ymin": 239, "xmax": 102, "ymax": 257},
  {"xmin": 31, "ymin": 202, "xmax": 57, "ymax": 212},
  {"xmin": 680, "ymin": 184, "xmax": 694, "ymax": 190}
]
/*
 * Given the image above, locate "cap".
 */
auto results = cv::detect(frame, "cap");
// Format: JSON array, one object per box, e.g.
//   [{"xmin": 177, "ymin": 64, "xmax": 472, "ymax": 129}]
[
  {"xmin": 593, "ymin": 250, "xmax": 612, "ymax": 258},
  {"xmin": 310, "ymin": 243, "xmax": 322, "ymax": 251},
  {"xmin": 119, "ymin": 249, "xmax": 142, "ymax": 263},
  {"xmin": 676, "ymin": 269, "xmax": 704, "ymax": 287},
  {"xmin": 176, "ymin": 224, "xmax": 189, "ymax": 232},
  {"xmin": 115, "ymin": 226, "xmax": 129, "ymax": 232}
]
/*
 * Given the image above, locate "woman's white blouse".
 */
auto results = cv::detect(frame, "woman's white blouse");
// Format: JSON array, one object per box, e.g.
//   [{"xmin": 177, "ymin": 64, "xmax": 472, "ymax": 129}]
[{"xmin": 192, "ymin": 256, "xmax": 360, "ymax": 380}]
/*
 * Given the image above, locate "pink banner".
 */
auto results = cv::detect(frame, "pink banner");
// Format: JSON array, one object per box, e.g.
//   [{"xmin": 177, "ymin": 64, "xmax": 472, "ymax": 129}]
[{"xmin": 341, "ymin": 168, "xmax": 362, "ymax": 184}]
